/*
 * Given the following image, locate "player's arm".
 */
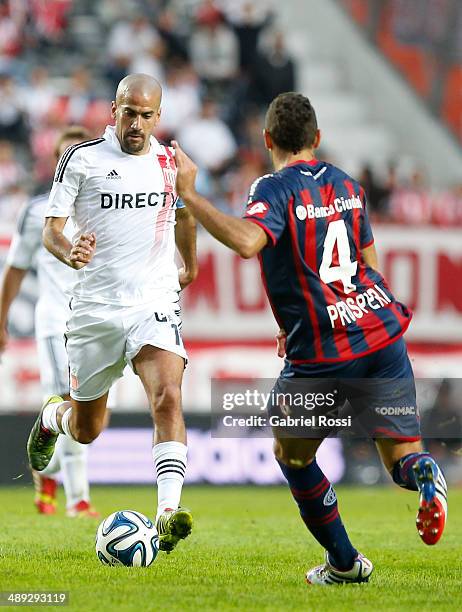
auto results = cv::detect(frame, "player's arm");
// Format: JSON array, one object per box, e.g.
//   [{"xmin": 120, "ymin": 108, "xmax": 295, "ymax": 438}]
[
  {"xmin": 45, "ymin": 147, "xmax": 95, "ymax": 269},
  {"xmin": 361, "ymin": 243, "xmax": 379, "ymax": 272},
  {"xmin": 0, "ymin": 201, "xmax": 43, "ymax": 353},
  {"xmin": 172, "ymin": 142, "xmax": 268, "ymax": 259},
  {"xmin": 43, "ymin": 217, "xmax": 96, "ymax": 270},
  {"xmin": 0, "ymin": 266, "xmax": 28, "ymax": 353},
  {"xmin": 174, "ymin": 206, "xmax": 198, "ymax": 289}
]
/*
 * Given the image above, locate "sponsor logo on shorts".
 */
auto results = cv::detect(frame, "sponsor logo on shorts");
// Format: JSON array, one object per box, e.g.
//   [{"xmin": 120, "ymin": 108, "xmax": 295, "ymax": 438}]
[{"xmin": 375, "ymin": 406, "xmax": 416, "ymax": 415}]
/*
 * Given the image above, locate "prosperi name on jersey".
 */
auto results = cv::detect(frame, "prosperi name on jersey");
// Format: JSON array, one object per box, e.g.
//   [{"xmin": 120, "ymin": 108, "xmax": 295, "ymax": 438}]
[
  {"xmin": 243, "ymin": 159, "xmax": 412, "ymax": 363},
  {"xmin": 46, "ymin": 125, "xmax": 184, "ymax": 308}
]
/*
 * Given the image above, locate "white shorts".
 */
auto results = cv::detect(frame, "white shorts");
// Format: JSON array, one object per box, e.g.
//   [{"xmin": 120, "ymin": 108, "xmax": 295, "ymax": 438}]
[
  {"xmin": 65, "ymin": 300, "xmax": 187, "ymax": 401},
  {"xmin": 36, "ymin": 335, "xmax": 69, "ymax": 397}
]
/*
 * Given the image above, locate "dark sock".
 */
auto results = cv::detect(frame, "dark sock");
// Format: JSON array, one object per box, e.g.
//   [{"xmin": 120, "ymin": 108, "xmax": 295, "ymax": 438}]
[
  {"xmin": 392, "ymin": 452, "xmax": 432, "ymax": 491},
  {"xmin": 278, "ymin": 459, "xmax": 357, "ymax": 570}
]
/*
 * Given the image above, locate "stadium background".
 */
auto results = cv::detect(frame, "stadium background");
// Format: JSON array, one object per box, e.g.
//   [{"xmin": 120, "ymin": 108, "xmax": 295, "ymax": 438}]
[{"xmin": 0, "ymin": 0, "xmax": 461, "ymax": 487}]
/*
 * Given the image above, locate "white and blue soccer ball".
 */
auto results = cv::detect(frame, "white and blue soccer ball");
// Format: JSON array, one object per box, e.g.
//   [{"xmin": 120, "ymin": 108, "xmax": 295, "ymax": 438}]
[{"xmin": 95, "ymin": 510, "xmax": 159, "ymax": 567}]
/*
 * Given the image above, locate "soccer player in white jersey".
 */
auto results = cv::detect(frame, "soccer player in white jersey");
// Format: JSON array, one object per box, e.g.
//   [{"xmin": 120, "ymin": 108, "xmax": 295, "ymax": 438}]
[
  {"xmin": 0, "ymin": 126, "xmax": 100, "ymax": 517},
  {"xmin": 26, "ymin": 74, "xmax": 197, "ymax": 552}
]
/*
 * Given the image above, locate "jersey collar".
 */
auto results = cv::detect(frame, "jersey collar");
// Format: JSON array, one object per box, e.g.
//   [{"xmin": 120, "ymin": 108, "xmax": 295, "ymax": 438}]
[{"xmin": 286, "ymin": 158, "xmax": 319, "ymax": 168}]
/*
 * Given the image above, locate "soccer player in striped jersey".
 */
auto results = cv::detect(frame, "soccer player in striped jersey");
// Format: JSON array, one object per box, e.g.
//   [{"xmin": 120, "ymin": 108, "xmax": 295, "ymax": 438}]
[
  {"xmin": 172, "ymin": 92, "xmax": 448, "ymax": 585},
  {"xmin": 0, "ymin": 126, "xmax": 100, "ymax": 517},
  {"xmin": 26, "ymin": 74, "xmax": 197, "ymax": 552}
]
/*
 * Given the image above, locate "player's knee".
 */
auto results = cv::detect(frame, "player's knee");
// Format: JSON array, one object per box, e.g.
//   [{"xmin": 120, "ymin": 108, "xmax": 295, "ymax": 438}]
[
  {"xmin": 151, "ymin": 384, "xmax": 181, "ymax": 414},
  {"xmin": 72, "ymin": 422, "xmax": 102, "ymax": 444},
  {"xmin": 273, "ymin": 439, "xmax": 316, "ymax": 468}
]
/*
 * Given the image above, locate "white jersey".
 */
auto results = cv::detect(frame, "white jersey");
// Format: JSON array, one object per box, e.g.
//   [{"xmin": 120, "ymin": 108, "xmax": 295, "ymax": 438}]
[
  {"xmin": 7, "ymin": 194, "xmax": 75, "ymax": 339},
  {"xmin": 46, "ymin": 125, "xmax": 182, "ymax": 308}
]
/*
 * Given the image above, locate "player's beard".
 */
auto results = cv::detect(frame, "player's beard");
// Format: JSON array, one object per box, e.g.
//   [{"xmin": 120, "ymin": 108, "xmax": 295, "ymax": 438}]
[{"xmin": 122, "ymin": 132, "xmax": 146, "ymax": 154}]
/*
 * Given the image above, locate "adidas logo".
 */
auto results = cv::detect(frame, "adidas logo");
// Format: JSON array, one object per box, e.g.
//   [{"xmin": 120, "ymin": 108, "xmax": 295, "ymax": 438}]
[{"xmin": 106, "ymin": 169, "xmax": 121, "ymax": 179}]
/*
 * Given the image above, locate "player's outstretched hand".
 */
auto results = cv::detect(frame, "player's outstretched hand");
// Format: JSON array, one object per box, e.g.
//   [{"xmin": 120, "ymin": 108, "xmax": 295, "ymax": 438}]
[
  {"xmin": 171, "ymin": 140, "xmax": 197, "ymax": 199},
  {"xmin": 276, "ymin": 328, "xmax": 287, "ymax": 358},
  {"xmin": 69, "ymin": 233, "xmax": 96, "ymax": 269}
]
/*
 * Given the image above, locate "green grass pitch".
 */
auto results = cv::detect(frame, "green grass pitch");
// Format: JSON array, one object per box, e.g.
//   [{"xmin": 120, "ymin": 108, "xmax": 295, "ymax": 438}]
[{"xmin": 0, "ymin": 485, "xmax": 460, "ymax": 611}]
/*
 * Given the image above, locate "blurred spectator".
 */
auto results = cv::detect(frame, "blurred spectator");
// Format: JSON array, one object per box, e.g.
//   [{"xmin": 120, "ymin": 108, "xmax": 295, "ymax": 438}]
[
  {"xmin": 189, "ymin": 2, "xmax": 239, "ymax": 89},
  {"xmin": 0, "ymin": 140, "xmax": 24, "ymax": 195},
  {"xmin": 52, "ymin": 67, "xmax": 94, "ymax": 125},
  {"xmin": 0, "ymin": 183, "xmax": 28, "ymax": 226},
  {"xmin": 252, "ymin": 31, "xmax": 295, "ymax": 106},
  {"xmin": 156, "ymin": 8, "xmax": 190, "ymax": 62},
  {"xmin": 389, "ymin": 169, "xmax": 432, "ymax": 224},
  {"xmin": 30, "ymin": 115, "xmax": 63, "ymax": 191},
  {"xmin": 106, "ymin": 16, "xmax": 162, "ymax": 89},
  {"xmin": 223, "ymin": 151, "xmax": 266, "ymax": 214},
  {"xmin": 431, "ymin": 183, "xmax": 462, "ymax": 226},
  {"xmin": 130, "ymin": 38, "xmax": 166, "ymax": 83},
  {"xmin": 22, "ymin": 67, "xmax": 56, "ymax": 124},
  {"xmin": 157, "ymin": 62, "xmax": 201, "ymax": 140},
  {"xmin": 221, "ymin": 0, "xmax": 272, "ymax": 72},
  {"xmin": 359, "ymin": 165, "xmax": 391, "ymax": 218},
  {"xmin": 0, "ymin": 3, "xmax": 22, "ymax": 58},
  {"xmin": 29, "ymin": 0, "xmax": 72, "ymax": 50},
  {"xmin": 178, "ymin": 98, "xmax": 237, "ymax": 174},
  {"xmin": 0, "ymin": 74, "xmax": 27, "ymax": 145}
]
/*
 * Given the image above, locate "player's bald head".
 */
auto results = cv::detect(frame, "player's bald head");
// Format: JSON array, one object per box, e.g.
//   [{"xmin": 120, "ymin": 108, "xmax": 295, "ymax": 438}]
[
  {"xmin": 112, "ymin": 74, "xmax": 163, "ymax": 155},
  {"xmin": 115, "ymin": 74, "xmax": 162, "ymax": 109}
]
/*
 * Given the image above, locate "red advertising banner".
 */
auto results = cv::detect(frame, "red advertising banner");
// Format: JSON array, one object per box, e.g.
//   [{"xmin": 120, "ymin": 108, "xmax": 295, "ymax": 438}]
[{"xmin": 182, "ymin": 228, "xmax": 462, "ymax": 342}]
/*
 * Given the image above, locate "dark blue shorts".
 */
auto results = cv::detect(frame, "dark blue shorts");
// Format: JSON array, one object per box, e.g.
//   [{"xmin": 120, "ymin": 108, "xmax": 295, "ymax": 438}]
[{"xmin": 271, "ymin": 337, "xmax": 420, "ymax": 440}]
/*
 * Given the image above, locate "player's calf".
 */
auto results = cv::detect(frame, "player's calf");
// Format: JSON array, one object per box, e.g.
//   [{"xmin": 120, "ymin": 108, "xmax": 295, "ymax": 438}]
[{"xmin": 277, "ymin": 456, "xmax": 360, "ymax": 573}]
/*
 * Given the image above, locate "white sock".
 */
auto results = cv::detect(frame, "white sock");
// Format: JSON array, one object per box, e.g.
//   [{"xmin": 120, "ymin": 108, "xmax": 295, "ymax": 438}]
[
  {"xmin": 60, "ymin": 408, "xmax": 78, "ymax": 441},
  {"xmin": 153, "ymin": 441, "xmax": 187, "ymax": 521},
  {"xmin": 41, "ymin": 400, "xmax": 70, "ymax": 434},
  {"xmin": 57, "ymin": 436, "xmax": 90, "ymax": 508}
]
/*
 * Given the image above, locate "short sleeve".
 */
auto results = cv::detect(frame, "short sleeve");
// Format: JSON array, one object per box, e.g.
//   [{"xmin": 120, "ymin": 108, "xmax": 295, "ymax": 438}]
[
  {"xmin": 360, "ymin": 190, "xmax": 374, "ymax": 249},
  {"xmin": 46, "ymin": 146, "xmax": 86, "ymax": 218},
  {"xmin": 242, "ymin": 174, "xmax": 288, "ymax": 246},
  {"xmin": 7, "ymin": 201, "xmax": 42, "ymax": 269}
]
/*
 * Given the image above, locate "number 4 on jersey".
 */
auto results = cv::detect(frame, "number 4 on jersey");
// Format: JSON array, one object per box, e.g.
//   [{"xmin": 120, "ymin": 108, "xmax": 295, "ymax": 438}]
[{"xmin": 319, "ymin": 220, "xmax": 357, "ymax": 294}]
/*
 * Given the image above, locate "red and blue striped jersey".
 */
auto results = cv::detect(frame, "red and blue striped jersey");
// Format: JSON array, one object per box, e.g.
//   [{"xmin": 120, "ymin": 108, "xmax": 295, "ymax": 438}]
[{"xmin": 243, "ymin": 159, "xmax": 412, "ymax": 363}]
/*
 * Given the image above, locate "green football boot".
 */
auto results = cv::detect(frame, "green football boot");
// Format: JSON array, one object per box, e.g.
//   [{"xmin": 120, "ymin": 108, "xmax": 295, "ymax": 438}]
[
  {"xmin": 156, "ymin": 507, "xmax": 193, "ymax": 553},
  {"xmin": 27, "ymin": 395, "xmax": 63, "ymax": 471}
]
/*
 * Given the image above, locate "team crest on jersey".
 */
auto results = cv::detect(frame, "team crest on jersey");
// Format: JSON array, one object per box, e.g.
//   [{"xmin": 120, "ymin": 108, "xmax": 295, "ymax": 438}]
[{"xmin": 246, "ymin": 201, "xmax": 269, "ymax": 218}]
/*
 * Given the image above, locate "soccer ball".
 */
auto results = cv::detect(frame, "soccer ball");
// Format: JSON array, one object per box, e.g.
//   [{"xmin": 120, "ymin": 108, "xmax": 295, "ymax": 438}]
[{"xmin": 95, "ymin": 510, "xmax": 159, "ymax": 567}]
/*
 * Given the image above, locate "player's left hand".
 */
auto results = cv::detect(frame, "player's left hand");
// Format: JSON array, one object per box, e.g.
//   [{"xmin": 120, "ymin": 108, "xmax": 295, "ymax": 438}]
[
  {"xmin": 69, "ymin": 232, "xmax": 96, "ymax": 269},
  {"xmin": 171, "ymin": 140, "xmax": 197, "ymax": 199},
  {"xmin": 276, "ymin": 328, "xmax": 287, "ymax": 358},
  {"xmin": 178, "ymin": 266, "xmax": 198, "ymax": 290}
]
